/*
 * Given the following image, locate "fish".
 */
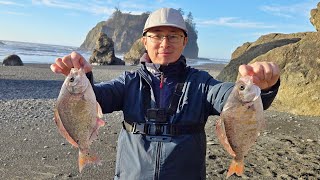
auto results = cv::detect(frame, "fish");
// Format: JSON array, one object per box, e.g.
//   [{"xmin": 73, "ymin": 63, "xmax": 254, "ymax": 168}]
[
  {"xmin": 54, "ymin": 68, "xmax": 105, "ymax": 172},
  {"xmin": 215, "ymin": 75, "xmax": 265, "ymax": 178}
]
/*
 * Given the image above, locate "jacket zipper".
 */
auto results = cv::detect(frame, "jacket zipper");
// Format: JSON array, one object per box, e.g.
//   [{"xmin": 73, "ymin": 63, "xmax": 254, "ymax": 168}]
[
  {"xmin": 154, "ymin": 142, "xmax": 162, "ymax": 180},
  {"xmin": 155, "ymin": 73, "xmax": 164, "ymax": 179},
  {"xmin": 159, "ymin": 72, "xmax": 164, "ymax": 108}
]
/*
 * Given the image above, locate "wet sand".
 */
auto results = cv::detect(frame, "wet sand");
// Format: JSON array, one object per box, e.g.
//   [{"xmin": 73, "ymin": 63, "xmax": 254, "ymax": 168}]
[{"xmin": 0, "ymin": 64, "xmax": 319, "ymax": 179}]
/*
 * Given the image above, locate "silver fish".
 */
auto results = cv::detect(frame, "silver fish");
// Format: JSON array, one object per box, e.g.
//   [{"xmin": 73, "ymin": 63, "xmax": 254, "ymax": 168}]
[
  {"xmin": 215, "ymin": 75, "xmax": 265, "ymax": 178},
  {"xmin": 54, "ymin": 68, "xmax": 105, "ymax": 172}
]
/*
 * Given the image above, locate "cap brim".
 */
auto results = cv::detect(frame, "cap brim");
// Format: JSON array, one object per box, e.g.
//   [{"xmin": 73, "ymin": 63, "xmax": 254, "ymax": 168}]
[{"xmin": 143, "ymin": 24, "xmax": 187, "ymax": 34}]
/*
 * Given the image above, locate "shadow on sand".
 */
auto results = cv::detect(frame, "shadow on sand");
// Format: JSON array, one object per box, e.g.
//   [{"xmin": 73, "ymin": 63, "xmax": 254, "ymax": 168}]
[{"xmin": 0, "ymin": 79, "xmax": 63, "ymax": 100}]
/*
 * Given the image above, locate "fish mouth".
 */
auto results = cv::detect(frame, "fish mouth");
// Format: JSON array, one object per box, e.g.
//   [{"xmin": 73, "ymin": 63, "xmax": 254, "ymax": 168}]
[
  {"xmin": 66, "ymin": 81, "xmax": 88, "ymax": 94},
  {"xmin": 252, "ymin": 86, "xmax": 261, "ymax": 101},
  {"xmin": 242, "ymin": 101, "xmax": 254, "ymax": 108},
  {"xmin": 242, "ymin": 93, "xmax": 259, "ymax": 103},
  {"xmin": 246, "ymin": 85, "xmax": 261, "ymax": 102},
  {"xmin": 67, "ymin": 81, "xmax": 79, "ymax": 88}
]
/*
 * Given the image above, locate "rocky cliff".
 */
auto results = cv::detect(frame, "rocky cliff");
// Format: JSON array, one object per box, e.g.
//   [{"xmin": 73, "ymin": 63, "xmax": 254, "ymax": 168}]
[
  {"xmin": 310, "ymin": 2, "xmax": 320, "ymax": 31},
  {"xmin": 89, "ymin": 32, "xmax": 124, "ymax": 65},
  {"xmin": 123, "ymin": 39, "xmax": 145, "ymax": 65},
  {"xmin": 80, "ymin": 11, "xmax": 148, "ymax": 54},
  {"xmin": 80, "ymin": 10, "xmax": 199, "ymax": 59},
  {"xmin": 216, "ymin": 4, "xmax": 320, "ymax": 116}
]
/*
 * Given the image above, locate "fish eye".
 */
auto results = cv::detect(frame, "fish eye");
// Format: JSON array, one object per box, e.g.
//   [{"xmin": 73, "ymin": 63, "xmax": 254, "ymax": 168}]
[
  {"xmin": 239, "ymin": 84, "xmax": 245, "ymax": 91},
  {"xmin": 69, "ymin": 77, "xmax": 75, "ymax": 82}
]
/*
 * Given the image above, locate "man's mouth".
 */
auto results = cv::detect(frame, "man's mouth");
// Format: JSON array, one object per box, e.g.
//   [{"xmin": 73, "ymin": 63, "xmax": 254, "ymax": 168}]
[{"xmin": 158, "ymin": 51, "xmax": 171, "ymax": 55}]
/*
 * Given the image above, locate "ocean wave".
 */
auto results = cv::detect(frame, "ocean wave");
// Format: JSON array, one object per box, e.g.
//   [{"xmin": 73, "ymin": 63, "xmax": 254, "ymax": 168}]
[{"xmin": 0, "ymin": 40, "xmax": 229, "ymax": 65}]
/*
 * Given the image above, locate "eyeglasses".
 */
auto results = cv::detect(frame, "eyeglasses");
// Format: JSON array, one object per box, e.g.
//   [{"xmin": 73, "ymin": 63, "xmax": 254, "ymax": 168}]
[{"xmin": 146, "ymin": 34, "xmax": 184, "ymax": 43}]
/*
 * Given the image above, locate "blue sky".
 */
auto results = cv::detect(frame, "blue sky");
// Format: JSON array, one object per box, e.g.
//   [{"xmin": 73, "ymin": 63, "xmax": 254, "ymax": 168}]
[{"xmin": 0, "ymin": 0, "xmax": 317, "ymax": 59}]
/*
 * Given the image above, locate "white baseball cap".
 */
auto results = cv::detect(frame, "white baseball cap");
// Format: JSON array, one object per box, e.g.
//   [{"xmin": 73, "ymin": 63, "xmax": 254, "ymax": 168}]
[{"xmin": 143, "ymin": 8, "xmax": 187, "ymax": 35}]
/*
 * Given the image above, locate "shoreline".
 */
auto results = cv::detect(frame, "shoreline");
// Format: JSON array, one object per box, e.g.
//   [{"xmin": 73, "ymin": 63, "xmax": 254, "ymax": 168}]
[{"xmin": 0, "ymin": 64, "xmax": 319, "ymax": 179}]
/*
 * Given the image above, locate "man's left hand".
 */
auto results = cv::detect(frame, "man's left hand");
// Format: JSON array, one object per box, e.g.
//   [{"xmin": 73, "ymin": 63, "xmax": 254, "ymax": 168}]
[{"xmin": 239, "ymin": 62, "xmax": 280, "ymax": 90}]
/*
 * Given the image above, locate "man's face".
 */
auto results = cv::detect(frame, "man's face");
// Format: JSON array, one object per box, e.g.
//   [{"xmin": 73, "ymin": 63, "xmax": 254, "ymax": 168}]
[{"xmin": 141, "ymin": 26, "xmax": 188, "ymax": 65}]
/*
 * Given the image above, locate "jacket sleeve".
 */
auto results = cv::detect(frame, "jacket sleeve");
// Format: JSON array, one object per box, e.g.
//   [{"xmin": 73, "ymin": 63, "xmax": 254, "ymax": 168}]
[
  {"xmin": 260, "ymin": 79, "xmax": 280, "ymax": 110},
  {"xmin": 206, "ymin": 78, "xmax": 280, "ymax": 115},
  {"xmin": 206, "ymin": 79, "xmax": 234, "ymax": 115},
  {"xmin": 86, "ymin": 71, "xmax": 126, "ymax": 114}
]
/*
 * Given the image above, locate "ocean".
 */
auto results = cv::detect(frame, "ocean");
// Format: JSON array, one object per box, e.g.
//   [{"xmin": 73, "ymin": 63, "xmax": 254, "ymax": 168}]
[{"xmin": 0, "ymin": 40, "xmax": 229, "ymax": 66}]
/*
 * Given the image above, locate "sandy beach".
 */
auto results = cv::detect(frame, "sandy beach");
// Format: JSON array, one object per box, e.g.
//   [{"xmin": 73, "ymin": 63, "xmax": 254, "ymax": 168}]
[{"xmin": 0, "ymin": 64, "xmax": 319, "ymax": 180}]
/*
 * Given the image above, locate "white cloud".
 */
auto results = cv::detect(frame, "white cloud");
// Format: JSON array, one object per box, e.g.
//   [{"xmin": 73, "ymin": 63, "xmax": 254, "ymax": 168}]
[
  {"xmin": 197, "ymin": 17, "xmax": 275, "ymax": 29},
  {"xmin": 260, "ymin": 1, "xmax": 318, "ymax": 18},
  {"xmin": 106, "ymin": 0, "xmax": 179, "ymax": 15},
  {"xmin": 0, "ymin": 1, "xmax": 24, "ymax": 6},
  {"xmin": 30, "ymin": 0, "xmax": 178, "ymax": 17},
  {"xmin": 31, "ymin": 0, "xmax": 115, "ymax": 15},
  {"xmin": 0, "ymin": 11, "xmax": 31, "ymax": 16}
]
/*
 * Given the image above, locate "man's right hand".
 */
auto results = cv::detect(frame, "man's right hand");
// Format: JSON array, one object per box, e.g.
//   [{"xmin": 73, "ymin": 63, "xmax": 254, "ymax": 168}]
[{"xmin": 50, "ymin": 51, "xmax": 92, "ymax": 76}]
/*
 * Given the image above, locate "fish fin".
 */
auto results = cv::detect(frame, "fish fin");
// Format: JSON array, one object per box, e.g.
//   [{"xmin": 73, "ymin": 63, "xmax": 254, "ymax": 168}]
[
  {"xmin": 256, "ymin": 104, "xmax": 266, "ymax": 133},
  {"xmin": 89, "ymin": 102, "xmax": 105, "ymax": 142},
  {"xmin": 96, "ymin": 102, "xmax": 103, "ymax": 118},
  {"xmin": 222, "ymin": 103, "xmax": 232, "ymax": 112},
  {"xmin": 54, "ymin": 109, "xmax": 78, "ymax": 148},
  {"xmin": 226, "ymin": 159, "xmax": 244, "ymax": 178},
  {"xmin": 89, "ymin": 118, "xmax": 106, "ymax": 142},
  {"xmin": 78, "ymin": 149, "xmax": 101, "ymax": 173},
  {"xmin": 215, "ymin": 118, "xmax": 236, "ymax": 157},
  {"xmin": 97, "ymin": 118, "xmax": 106, "ymax": 126}
]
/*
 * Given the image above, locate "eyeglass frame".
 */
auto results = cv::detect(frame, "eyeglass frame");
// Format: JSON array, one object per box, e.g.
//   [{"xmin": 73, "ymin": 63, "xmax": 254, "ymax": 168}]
[{"xmin": 145, "ymin": 34, "xmax": 185, "ymax": 43}]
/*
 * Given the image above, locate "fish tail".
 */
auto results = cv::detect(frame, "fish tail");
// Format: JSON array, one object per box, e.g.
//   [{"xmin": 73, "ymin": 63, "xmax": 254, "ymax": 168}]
[
  {"xmin": 78, "ymin": 149, "xmax": 101, "ymax": 173},
  {"xmin": 226, "ymin": 159, "xmax": 244, "ymax": 178}
]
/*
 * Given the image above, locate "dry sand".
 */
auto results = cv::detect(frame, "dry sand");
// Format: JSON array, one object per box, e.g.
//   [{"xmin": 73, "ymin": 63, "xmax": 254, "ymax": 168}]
[{"xmin": 0, "ymin": 64, "xmax": 319, "ymax": 180}]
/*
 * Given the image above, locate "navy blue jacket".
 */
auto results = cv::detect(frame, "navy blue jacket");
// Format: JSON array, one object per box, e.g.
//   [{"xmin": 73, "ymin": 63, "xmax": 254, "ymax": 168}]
[{"xmin": 88, "ymin": 56, "xmax": 279, "ymax": 180}]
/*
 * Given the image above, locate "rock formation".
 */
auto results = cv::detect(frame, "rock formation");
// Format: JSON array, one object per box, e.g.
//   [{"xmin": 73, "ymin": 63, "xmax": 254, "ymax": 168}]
[
  {"xmin": 89, "ymin": 32, "xmax": 124, "ymax": 65},
  {"xmin": 310, "ymin": 2, "xmax": 320, "ymax": 31},
  {"xmin": 123, "ymin": 39, "xmax": 145, "ymax": 65},
  {"xmin": 216, "ymin": 33, "xmax": 308, "ymax": 82},
  {"xmin": 216, "ymin": 4, "xmax": 320, "ymax": 116},
  {"xmin": 80, "ymin": 11, "xmax": 148, "ymax": 54},
  {"xmin": 183, "ymin": 22, "xmax": 199, "ymax": 58},
  {"xmin": 80, "ymin": 10, "xmax": 199, "ymax": 59},
  {"xmin": 2, "ymin": 54, "xmax": 24, "ymax": 66}
]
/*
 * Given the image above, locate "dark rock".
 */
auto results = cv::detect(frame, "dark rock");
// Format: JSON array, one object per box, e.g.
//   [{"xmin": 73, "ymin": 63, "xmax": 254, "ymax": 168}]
[
  {"xmin": 123, "ymin": 39, "xmax": 145, "ymax": 65},
  {"xmin": 2, "ymin": 54, "xmax": 24, "ymax": 66},
  {"xmin": 89, "ymin": 32, "xmax": 124, "ymax": 65}
]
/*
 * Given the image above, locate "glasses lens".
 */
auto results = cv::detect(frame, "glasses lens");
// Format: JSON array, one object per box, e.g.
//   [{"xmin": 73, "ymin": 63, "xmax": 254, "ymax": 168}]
[
  {"xmin": 168, "ymin": 35, "xmax": 179, "ymax": 43},
  {"xmin": 148, "ymin": 35, "xmax": 183, "ymax": 43}
]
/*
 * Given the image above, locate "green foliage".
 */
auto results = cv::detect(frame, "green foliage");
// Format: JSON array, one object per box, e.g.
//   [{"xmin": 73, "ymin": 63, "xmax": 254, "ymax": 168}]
[
  {"xmin": 178, "ymin": 8, "xmax": 184, "ymax": 16},
  {"xmin": 112, "ymin": 7, "xmax": 122, "ymax": 19},
  {"xmin": 186, "ymin": 12, "xmax": 196, "ymax": 30},
  {"xmin": 177, "ymin": 8, "xmax": 197, "ymax": 35}
]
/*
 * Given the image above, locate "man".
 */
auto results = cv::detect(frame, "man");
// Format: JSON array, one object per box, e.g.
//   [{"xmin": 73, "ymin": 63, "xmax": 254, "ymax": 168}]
[{"xmin": 51, "ymin": 7, "xmax": 280, "ymax": 180}]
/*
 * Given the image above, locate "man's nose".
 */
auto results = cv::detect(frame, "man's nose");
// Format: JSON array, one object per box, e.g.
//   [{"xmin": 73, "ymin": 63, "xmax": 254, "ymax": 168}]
[{"xmin": 160, "ymin": 36, "xmax": 170, "ymax": 46}]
